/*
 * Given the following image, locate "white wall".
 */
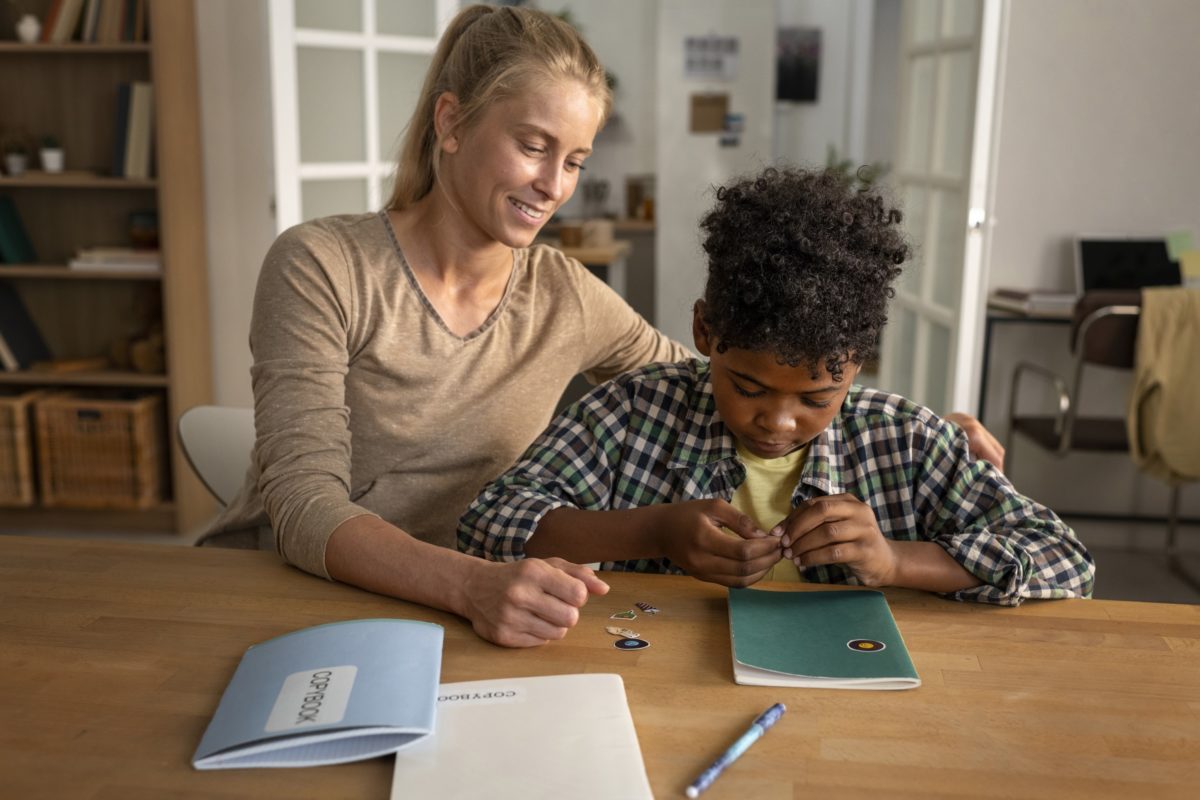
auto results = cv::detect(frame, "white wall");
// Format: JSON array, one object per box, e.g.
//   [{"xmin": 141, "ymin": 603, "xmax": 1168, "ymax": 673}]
[
  {"xmin": 195, "ymin": 0, "xmax": 276, "ymax": 408},
  {"xmin": 773, "ymin": 0, "xmax": 873, "ymax": 168},
  {"xmin": 982, "ymin": 0, "xmax": 1200, "ymax": 539},
  {"xmin": 654, "ymin": 0, "xmax": 778, "ymax": 344},
  {"xmin": 541, "ymin": 0, "xmax": 659, "ymax": 220}
]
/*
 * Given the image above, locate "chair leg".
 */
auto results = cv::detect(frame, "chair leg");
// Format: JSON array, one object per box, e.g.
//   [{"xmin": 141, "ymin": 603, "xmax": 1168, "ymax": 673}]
[{"xmin": 1166, "ymin": 484, "xmax": 1200, "ymax": 594}]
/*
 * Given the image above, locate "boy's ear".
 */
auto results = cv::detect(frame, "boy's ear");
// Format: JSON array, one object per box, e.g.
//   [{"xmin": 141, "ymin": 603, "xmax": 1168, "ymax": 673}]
[
  {"xmin": 692, "ymin": 301, "xmax": 713, "ymax": 357},
  {"xmin": 434, "ymin": 92, "xmax": 461, "ymax": 154}
]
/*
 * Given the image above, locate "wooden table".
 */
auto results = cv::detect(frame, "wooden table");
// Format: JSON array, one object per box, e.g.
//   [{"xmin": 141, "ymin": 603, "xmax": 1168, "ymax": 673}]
[{"xmin": 3, "ymin": 536, "xmax": 1199, "ymax": 799}]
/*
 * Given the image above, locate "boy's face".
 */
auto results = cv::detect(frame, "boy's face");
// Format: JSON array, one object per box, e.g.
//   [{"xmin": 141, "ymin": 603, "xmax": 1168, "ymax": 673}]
[{"xmin": 693, "ymin": 307, "xmax": 857, "ymax": 459}]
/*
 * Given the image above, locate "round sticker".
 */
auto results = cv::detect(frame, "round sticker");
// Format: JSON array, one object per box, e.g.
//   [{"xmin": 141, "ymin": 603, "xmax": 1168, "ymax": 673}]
[
  {"xmin": 847, "ymin": 639, "xmax": 886, "ymax": 653},
  {"xmin": 615, "ymin": 637, "xmax": 650, "ymax": 651}
]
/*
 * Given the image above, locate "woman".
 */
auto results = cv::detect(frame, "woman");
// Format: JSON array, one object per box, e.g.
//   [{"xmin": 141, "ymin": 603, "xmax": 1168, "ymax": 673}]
[{"xmin": 207, "ymin": 4, "xmax": 1002, "ymax": 648}]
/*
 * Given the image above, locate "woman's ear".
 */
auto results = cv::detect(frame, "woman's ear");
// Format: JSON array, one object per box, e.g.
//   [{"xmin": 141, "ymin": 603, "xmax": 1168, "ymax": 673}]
[
  {"xmin": 692, "ymin": 301, "xmax": 713, "ymax": 357},
  {"xmin": 434, "ymin": 92, "xmax": 461, "ymax": 154}
]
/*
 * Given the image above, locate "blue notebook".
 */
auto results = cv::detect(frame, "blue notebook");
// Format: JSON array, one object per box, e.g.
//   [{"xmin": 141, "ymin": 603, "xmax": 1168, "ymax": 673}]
[{"xmin": 193, "ymin": 619, "xmax": 443, "ymax": 769}]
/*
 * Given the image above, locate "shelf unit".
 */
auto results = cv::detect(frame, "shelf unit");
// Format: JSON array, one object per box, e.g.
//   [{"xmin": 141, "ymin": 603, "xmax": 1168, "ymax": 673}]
[{"xmin": 0, "ymin": 0, "xmax": 213, "ymax": 535}]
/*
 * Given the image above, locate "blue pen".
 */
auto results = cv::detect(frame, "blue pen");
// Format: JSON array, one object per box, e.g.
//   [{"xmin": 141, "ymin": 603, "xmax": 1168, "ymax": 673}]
[{"xmin": 684, "ymin": 702, "xmax": 786, "ymax": 798}]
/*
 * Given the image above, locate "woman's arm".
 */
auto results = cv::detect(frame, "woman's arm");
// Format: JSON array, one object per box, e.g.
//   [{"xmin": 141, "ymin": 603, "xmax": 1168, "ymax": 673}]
[{"xmin": 326, "ymin": 515, "xmax": 608, "ymax": 647}]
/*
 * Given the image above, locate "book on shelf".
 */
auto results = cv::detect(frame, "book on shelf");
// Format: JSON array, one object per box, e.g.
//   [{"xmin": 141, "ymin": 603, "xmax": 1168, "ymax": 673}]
[
  {"xmin": 0, "ymin": 280, "xmax": 53, "ymax": 372},
  {"xmin": 0, "ymin": 197, "xmax": 38, "ymax": 264},
  {"xmin": 193, "ymin": 619, "xmax": 443, "ymax": 769},
  {"xmin": 81, "ymin": 0, "xmax": 102, "ymax": 42},
  {"xmin": 728, "ymin": 587, "xmax": 921, "ymax": 690},
  {"xmin": 70, "ymin": 247, "xmax": 161, "ymax": 273},
  {"xmin": 124, "ymin": 82, "xmax": 154, "ymax": 179},
  {"xmin": 111, "ymin": 82, "xmax": 131, "ymax": 177},
  {"xmin": 988, "ymin": 287, "xmax": 1078, "ymax": 315}
]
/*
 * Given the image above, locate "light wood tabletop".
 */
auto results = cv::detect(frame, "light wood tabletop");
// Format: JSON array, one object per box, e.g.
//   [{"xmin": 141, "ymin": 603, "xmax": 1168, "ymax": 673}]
[{"xmin": 3, "ymin": 535, "xmax": 1198, "ymax": 799}]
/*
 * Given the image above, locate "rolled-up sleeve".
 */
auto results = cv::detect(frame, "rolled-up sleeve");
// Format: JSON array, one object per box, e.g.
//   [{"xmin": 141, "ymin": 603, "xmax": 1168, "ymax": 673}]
[
  {"xmin": 913, "ymin": 421, "xmax": 1095, "ymax": 606},
  {"xmin": 250, "ymin": 226, "xmax": 378, "ymax": 578}
]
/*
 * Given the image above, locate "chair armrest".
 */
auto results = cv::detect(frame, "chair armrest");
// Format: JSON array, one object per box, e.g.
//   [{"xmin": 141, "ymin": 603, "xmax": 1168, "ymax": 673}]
[{"xmin": 1009, "ymin": 361, "xmax": 1073, "ymax": 453}]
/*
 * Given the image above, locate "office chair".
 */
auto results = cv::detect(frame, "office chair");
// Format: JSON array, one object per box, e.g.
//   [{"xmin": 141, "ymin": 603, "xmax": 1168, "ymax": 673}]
[
  {"xmin": 176, "ymin": 405, "xmax": 255, "ymax": 506},
  {"xmin": 1005, "ymin": 289, "xmax": 1198, "ymax": 590}
]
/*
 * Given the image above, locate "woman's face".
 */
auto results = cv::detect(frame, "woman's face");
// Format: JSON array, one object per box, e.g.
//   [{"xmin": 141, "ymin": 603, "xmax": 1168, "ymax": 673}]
[{"xmin": 440, "ymin": 79, "xmax": 603, "ymax": 249}]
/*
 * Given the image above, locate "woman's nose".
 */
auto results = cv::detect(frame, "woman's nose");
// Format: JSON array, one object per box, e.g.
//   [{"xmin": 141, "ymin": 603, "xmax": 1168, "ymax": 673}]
[{"xmin": 534, "ymin": 163, "xmax": 567, "ymax": 202}]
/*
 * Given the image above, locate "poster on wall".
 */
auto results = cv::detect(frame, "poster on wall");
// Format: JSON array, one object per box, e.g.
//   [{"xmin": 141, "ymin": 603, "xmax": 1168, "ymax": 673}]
[
  {"xmin": 684, "ymin": 34, "xmax": 739, "ymax": 81},
  {"xmin": 777, "ymin": 27, "xmax": 821, "ymax": 102}
]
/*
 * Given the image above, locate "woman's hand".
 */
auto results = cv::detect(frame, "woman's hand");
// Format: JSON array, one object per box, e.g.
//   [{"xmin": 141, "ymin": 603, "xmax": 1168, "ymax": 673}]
[
  {"xmin": 653, "ymin": 499, "xmax": 782, "ymax": 587},
  {"xmin": 776, "ymin": 494, "xmax": 898, "ymax": 587},
  {"xmin": 460, "ymin": 557, "xmax": 609, "ymax": 648},
  {"xmin": 944, "ymin": 412, "xmax": 1005, "ymax": 472}
]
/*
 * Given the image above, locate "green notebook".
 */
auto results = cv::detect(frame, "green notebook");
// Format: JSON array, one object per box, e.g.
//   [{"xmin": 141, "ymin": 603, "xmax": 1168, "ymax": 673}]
[{"xmin": 728, "ymin": 587, "xmax": 920, "ymax": 690}]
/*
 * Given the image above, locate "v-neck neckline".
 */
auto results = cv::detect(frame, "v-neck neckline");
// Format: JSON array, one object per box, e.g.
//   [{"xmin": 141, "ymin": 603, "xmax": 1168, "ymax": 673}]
[{"xmin": 379, "ymin": 209, "xmax": 523, "ymax": 343}]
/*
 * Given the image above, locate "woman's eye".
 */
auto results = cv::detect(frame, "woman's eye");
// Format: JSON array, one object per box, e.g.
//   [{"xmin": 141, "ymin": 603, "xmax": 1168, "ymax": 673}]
[
  {"xmin": 521, "ymin": 142, "xmax": 545, "ymax": 156},
  {"xmin": 566, "ymin": 161, "xmax": 586, "ymax": 172}
]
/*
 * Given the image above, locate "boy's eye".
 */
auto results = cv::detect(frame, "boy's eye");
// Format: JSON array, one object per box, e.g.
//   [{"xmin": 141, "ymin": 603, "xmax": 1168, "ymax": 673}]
[
  {"xmin": 731, "ymin": 381, "xmax": 765, "ymax": 398},
  {"xmin": 803, "ymin": 398, "xmax": 834, "ymax": 409}
]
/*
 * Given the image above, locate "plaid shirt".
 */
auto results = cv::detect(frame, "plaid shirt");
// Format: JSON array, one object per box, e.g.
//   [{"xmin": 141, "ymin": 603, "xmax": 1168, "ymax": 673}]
[{"xmin": 459, "ymin": 359, "xmax": 1095, "ymax": 606}]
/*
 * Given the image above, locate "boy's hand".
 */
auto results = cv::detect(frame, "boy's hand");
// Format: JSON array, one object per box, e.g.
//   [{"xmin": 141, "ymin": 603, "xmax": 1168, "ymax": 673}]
[
  {"xmin": 775, "ymin": 494, "xmax": 899, "ymax": 587},
  {"xmin": 461, "ymin": 558, "xmax": 609, "ymax": 648},
  {"xmin": 654, "ymin": 499, "xmax": 782, "ymax": 587}
]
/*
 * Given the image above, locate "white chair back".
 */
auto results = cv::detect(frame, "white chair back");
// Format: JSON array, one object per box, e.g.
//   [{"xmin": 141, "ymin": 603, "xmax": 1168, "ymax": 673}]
[{"xmin": 177, "ymin": 405, "xmax": 255, "ymax": 506}]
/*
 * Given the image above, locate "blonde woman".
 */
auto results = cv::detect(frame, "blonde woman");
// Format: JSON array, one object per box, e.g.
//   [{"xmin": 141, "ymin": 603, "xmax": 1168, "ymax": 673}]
[{"xmin": 207, "ymin": 4, "xmax": 1002, "ymax": 647}]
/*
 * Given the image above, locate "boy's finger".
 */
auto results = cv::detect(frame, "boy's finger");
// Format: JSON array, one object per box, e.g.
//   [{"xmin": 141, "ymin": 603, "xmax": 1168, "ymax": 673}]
[
  {"xmin": 775, "ymin": 495, "xmax": 859, "ymax": 540},
  {"xmin": 702, "ymin": 527, "xmax": 782, "ymax": 561},
  {"xmin": 793, "ymin": 540, "xmax": 860, "ymax": 569},
  {"xmin": 705, "ymin": 501, "xmax": 769, "ymax": 539}
]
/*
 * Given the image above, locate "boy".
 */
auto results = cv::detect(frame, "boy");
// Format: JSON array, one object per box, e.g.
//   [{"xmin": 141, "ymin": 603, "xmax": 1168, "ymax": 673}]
[{"xmin": 459, "ymin": 167, "xmax": 1094, "ymax": 605}]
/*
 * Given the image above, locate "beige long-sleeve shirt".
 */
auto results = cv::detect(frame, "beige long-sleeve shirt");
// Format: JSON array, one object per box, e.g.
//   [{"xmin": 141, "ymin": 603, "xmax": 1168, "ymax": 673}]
[{"xmin": 205, "ymin": 211, "xmax": 689, "ymax": 578}]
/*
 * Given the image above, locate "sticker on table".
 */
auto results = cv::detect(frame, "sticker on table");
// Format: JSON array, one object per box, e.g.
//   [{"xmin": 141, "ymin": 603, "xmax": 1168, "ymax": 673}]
[
  {"xmin": 847, "ymin": 639, "xmax": 886, "ymax": 653},
  {"xmin": 610, "ymin": 609, "xmax": 637, "ymax": 620},
  {"xmin": 634, "ymin": 602, "xmax": 659, "ymax": 615},
  {"xmin": 615, "ymin": 637, "xmax": 649, "ymax": 651},
  {"xmin": 605, "ymin": 626, "xmax": 640, "ymax": 639}
]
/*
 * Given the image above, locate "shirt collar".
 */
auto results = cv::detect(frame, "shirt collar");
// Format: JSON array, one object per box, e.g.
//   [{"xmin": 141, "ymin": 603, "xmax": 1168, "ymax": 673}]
[{"xmin": 666, "ymin": 360, "xmax": 739, "ymax": 469}]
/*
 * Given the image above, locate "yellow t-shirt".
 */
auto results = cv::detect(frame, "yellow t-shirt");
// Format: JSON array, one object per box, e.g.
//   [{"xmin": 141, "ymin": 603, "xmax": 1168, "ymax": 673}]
[{"xmin": 729, "ymin": 442, "xmax": 808, "ymax": 582}]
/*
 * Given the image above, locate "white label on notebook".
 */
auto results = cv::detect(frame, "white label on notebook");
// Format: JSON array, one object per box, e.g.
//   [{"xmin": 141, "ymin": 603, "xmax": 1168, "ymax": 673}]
[
  {"xmin": 436, "ymin": 686, "xmax": 526, "ymax": 708},
  {"xmin": 265, "ymin": 665, "xmax": 357, "ymax": 732}
]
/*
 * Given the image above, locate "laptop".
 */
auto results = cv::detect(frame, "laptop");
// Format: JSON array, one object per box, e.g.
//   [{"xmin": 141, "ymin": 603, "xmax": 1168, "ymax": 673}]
[{"xmin": 1073, "ymin": 236, "xmax": 1181, "ymax": 294}]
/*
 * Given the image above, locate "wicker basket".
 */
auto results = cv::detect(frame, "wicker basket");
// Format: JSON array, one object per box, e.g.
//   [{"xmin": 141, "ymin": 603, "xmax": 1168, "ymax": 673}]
[
  {"xmin": 35, "ymin": 394, "xmax": 165, "ymax": 509},
  {"xmin": 0, "ymin": 390, "xmax": 45, "ymax": 508}
]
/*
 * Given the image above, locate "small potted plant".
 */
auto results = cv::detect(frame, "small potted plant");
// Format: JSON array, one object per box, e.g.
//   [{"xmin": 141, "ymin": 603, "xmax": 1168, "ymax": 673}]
[
  {"xmin": 39, "ymin": 135, "xmax": 64, "ymax": 173},
  {"xmin": 2, "ymin": 134, "xmax": 30, "ymax": 177}
]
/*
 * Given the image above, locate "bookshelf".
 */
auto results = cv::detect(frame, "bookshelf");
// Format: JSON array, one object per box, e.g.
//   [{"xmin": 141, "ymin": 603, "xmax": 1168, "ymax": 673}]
[{"xmin": 0, "ymin": 0, "xmax": 213, "ymax": 534}]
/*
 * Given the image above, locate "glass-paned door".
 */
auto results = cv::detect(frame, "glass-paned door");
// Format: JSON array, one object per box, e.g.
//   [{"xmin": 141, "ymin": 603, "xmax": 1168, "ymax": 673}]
[
  {"xmin": 878, "ymin": 0, "xmax": 1002, "ymax": 413},
  {"xmin": 269, "ymin": 0, "xmax": 456, "ymax": 232}
]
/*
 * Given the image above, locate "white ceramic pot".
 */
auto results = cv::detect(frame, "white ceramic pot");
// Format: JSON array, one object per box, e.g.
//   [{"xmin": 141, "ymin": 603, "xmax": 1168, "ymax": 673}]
[
  {"xmin": 16, "ymin": 14, "xmax": 41, "ymax": 44},
  {"xmin": 4, "ymin": 153, "xmax": 28, "ymax": 176},
  {"xmin": 40, "ymin": 148, "xmax": 65, "ymax": 173}
]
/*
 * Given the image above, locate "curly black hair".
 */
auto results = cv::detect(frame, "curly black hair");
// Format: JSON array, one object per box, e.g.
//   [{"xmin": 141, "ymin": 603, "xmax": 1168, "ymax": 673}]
[{"xmin": 699, "ymin": 166, "xmax": 908, "ymax": 381}]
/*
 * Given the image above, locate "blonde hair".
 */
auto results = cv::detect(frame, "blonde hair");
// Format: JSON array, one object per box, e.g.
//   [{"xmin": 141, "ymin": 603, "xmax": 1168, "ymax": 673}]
[{"xmin": 387, "ymin": 4, "xmax": 612, "ymax": 210}]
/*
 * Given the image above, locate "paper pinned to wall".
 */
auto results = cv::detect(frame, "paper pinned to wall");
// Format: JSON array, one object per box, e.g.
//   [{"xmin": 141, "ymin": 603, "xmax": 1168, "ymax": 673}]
[{"xmin": 1166, "ymin": 230, "xmax": 1195, "ymax": 261}]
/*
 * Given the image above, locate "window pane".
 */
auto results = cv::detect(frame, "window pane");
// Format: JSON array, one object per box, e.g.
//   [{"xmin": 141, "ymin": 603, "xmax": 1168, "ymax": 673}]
[
  {"xmin": 298, "ymin": 47, "xmax": 366, "ymax": 163},
  {"xmin": 924, "ymin": 321, "xmax": 952, "ymax": 411},
  {"xmin": 942, "ymin": 0, "xmax": 980, "ymax": 38},
  {"xmin": 886, "ymin": 306, "xmax": 917, "ymax": 399},
  {"xmin": 901, "ymin": 56, "xmax": 936, "ymax": 173},
  {"xmin": 377, "ymin": 51, "xmax": 434, "ymax": 161},
  {"xmin": 295, "ymin": 0, "xmax": 362, "ymax": 32},
  {"xmin": 933, "ymin": 51, "xmax": 975, "ymax": 179},
  {"xmin": 930, "ymin": 189, "xmax": 966, "ymax": 309},
  {"xmin": 302, "ymin": 178, "xmax": 369, "ymax": 221},
  {"xmin": 376, "ymin": 0, "xmax": 437, "ymax": 38},
  {"xmin": 899, "ymin": 185, "xmax": 929, "ymax": 296},
  {"xmin": 910, "ymin": 0, "xmax": 940, "ymax": 45}
]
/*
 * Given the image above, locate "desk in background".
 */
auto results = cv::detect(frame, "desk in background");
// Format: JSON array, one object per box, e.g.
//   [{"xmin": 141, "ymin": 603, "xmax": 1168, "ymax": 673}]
[
  {"xmin": 977, "ymin": 301, "xmax": 1073, "ymax": 420},
  {"xmin": 3, "ymin": 536, "xmax": 1199, "ymax": 799}
]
